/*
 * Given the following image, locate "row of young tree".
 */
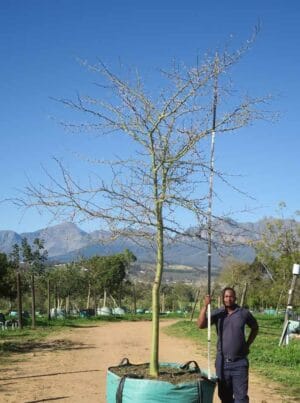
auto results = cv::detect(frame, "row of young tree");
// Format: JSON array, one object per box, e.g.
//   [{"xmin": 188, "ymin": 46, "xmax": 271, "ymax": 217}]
[
  {"xmin": 1, "ymin": 215, "xmax": 299, "ymax": 324},
  {"xmin": 0, "ymin": 237, "xmax": 48, "ymax": 327},
  {"xmin": 0, "ymin": 215, "xmax": 300, "ymax": 326},
  {"xmin": 0, "ymin": 241, "xmax": 200, "ymax": 322}
]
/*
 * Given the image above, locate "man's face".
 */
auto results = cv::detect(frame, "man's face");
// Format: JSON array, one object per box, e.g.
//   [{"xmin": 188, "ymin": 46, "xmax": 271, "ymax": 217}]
[{"xmin": 223, "ymin": 290, "xmax": 236, "ymax": 308}]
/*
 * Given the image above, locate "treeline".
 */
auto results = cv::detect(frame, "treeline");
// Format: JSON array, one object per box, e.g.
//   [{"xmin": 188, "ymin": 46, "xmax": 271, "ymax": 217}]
[
  {"xmin": 0, "ymin": 242, "xmax": 198, "ymax": 322},
  {"xmin": 1, "ymin": 217, "xmax": 299, "ymax": 322},
  {"xmin": 215, "ymin": 216, "xmax": 300, "ymax": 310}
]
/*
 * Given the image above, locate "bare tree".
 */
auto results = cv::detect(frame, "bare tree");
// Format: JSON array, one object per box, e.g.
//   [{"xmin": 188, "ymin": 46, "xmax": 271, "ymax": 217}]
[{"xmin": 16, "ymin": 32, "xmax": 272, "ymax": 377}]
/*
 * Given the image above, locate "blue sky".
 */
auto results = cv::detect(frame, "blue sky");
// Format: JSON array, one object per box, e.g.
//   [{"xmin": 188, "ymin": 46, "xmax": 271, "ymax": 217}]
[{"xmin": 1, "ymin": 0, "xmax": 299, "ymax": 233}]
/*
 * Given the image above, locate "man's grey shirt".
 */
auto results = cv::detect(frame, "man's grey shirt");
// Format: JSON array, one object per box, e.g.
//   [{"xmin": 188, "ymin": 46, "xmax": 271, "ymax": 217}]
[{"xmin": 210, "ymin": 305, "xmax": 258, "ymax": 360}]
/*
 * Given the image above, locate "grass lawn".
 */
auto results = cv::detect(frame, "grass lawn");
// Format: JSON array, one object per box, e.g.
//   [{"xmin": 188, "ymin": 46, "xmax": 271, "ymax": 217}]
[{"xmin": 164, "ymin": 314, "xmax": 300, "ymax": 400}]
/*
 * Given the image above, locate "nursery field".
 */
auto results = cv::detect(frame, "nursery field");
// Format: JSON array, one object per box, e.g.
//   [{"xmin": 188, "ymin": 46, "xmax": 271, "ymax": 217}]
[{"xmin": 0, "ymin": 316, "xmax": 298, "ymax": 402}]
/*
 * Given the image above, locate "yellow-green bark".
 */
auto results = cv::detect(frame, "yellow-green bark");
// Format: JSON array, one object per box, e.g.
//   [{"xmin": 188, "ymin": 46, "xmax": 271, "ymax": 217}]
[{"xmin": 149, "ymin": 203, "xmax": 164, "ymax": 377}]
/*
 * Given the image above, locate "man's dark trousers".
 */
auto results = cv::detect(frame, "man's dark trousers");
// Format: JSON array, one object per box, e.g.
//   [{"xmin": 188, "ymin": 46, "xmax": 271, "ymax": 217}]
[{"xmin": 216, "ymin": 356, "xmax": 249, "ymax": 403}]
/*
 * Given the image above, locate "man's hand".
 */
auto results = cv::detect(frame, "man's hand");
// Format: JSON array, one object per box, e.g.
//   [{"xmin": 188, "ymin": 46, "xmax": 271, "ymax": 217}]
[
  {"xmin": 204, "ymin": 295, "xmax": 212, "ymax": 307},
  {"xmin": 197, "ymin": 295, "xmax": 212, "ymax": 329}
]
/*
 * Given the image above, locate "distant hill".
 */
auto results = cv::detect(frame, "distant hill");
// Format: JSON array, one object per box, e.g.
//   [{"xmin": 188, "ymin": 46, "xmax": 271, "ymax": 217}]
[
  {"xmin": 0, "ymin": 219, "xmax": 268, "ymax": 269},
  {"xmin": 20, "ymin": 222, "xmax": 92, "ymax": 257},
  {"xmin": 0, "ymin": 231, "xmax": 22, "ymax": 254}
]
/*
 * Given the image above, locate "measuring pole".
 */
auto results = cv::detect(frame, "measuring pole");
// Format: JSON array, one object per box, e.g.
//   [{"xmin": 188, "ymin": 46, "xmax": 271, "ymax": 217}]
[{"xmin": 207, "ymin": 56, "xmax": 219, "ymax": 379}]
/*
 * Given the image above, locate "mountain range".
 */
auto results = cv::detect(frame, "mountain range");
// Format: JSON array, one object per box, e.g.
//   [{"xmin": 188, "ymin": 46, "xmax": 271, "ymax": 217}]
[{"xmin": 0, "ymin": 219, "xmax": 268, "ymax": 271}]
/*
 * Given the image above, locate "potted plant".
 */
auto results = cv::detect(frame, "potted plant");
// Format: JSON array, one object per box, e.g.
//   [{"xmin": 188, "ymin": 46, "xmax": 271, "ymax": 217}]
[{"xmin": 21, "ymin": 29, "xmax": 270, "ymax": 402}]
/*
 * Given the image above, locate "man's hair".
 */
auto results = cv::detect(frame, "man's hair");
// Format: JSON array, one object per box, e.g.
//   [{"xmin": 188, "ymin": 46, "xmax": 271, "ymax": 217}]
[{"xmin": 222, "ymin": 287, "xmax": 236, "ymax": 300}]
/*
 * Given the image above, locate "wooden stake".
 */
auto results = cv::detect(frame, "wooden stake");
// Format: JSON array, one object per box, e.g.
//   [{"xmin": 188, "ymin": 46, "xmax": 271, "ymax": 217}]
[{"xmin": 16, "ymin": 271, "xmax": 23, "ymax": 329}]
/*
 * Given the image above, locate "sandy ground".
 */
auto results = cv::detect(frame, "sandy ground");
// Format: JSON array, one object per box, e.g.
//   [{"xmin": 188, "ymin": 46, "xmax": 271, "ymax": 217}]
[{"xmin": 0, "ymin": 320, "xmax": 291, "ymax": 403}]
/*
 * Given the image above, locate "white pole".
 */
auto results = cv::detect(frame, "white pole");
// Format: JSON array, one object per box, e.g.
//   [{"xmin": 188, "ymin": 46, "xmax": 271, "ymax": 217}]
[
  {"xmin": 207, "ymin": 303, "xmax": 211, "ymax": 379},
  {"xmin": 206, "ymin": 55, "xmax": 218, "ymax": 379}
]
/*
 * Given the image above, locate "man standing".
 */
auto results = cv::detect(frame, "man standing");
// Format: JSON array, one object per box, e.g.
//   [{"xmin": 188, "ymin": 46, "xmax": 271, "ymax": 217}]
[{"xmin": 197, "ymin": 287, "xmax": 259, "ymax": 403}]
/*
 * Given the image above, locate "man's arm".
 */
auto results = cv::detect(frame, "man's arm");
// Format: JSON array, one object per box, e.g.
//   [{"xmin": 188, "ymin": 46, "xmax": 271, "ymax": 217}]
[
  {"xmin": 246, "ymin": 315, "xmax": 259, "ymax": 349},
  {"xmin": 197, "ymin": 295, "xmax": 211, "ymax": 329}
]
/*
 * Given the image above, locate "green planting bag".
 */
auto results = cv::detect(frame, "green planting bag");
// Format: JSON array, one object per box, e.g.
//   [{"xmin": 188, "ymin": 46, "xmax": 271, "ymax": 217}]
[{"xmin": 106, "ymin": 360, "xmax": 217, "ymax": 403}]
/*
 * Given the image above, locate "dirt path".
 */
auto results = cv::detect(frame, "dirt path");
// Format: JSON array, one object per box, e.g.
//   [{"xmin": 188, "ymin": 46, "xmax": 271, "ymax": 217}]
[{"xmin": 0, "ymin": 320, "xmax": 287, "ymax": 403}]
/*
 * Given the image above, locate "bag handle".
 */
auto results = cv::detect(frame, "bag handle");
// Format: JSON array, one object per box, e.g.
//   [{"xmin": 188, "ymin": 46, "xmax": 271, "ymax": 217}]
[
  {"xmin": 119, "ymin": 358, "xmax": 131, "ymax": 366},
  {"xmin": 180, "ymin": 360, "xmax": 201, "ymax": 373}
]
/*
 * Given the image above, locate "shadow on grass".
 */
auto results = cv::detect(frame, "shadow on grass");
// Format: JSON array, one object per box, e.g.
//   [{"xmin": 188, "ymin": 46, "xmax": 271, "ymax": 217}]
[
  {"xmin": 0, "ymin": 332, "xmax": 33, "ymax": 340},
  {"xmin": 1, "ymin": 339, "xmax": 94, "ymax": 354}
]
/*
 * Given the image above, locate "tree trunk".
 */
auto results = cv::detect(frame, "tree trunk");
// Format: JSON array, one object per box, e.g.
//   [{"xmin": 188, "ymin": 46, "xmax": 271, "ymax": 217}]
[
  {"xmin": 94, "ymin": 291, "xmax": 97, "ymax": 313},
  {"xmin": 16, "ymin": 272, "xmax": 23, "ymax": 329},
  {"xmin": 150, "ymin": 210, "xmax": 164, "ymax": 377},
  {"xmin": 118, "ymin": 283, "xmax": 122, "ymax": 307},
  {"xmin": 161, "ymin": 292, "xmax": 165, "ymax": 313},
  {"xmin": 31, "ymin": 273, "xmax": 36, "ymax": 329},
  {"xmin": 55, "ymin": 285, "xmax": 58, "ymax": 310},
  {"xmin": 58, "ymin": 297, "xmax": 63, "ymax": 309},
  {"xmin": 47, "ymin": 278, "xmax": 51, "ymax": 321},
  {"xmin": 103, "ymin": 289, "xmax": 107, "ymax": 307},
  {"xmin": 276, "ymin": 289, "xmax": 284, "ymax": 314},
  {"xmin": 86, "ymin": 282, "xmax": 91, "ymax": 309},
  {"xmin": 240, "ymin": 282, "xmax": 248, "ymax": 307},
  {"xmin": 65, "ymin": 294, "xmax": 70, "ymax": 314},
  {"xmin": 190, "ymin": 288, "xmax": 200, "ymax": 322},
  {"xmin": 133, "ymin": 283, "xmax": 137, "ymax": 314}
]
